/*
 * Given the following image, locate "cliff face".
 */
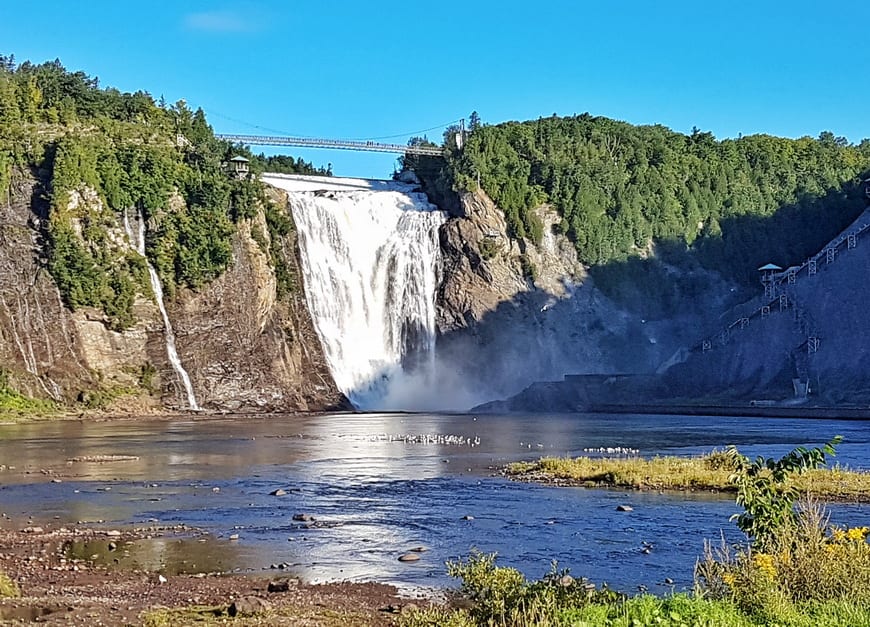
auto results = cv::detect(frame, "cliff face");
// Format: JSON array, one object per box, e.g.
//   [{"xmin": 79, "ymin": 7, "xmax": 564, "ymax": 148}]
[
  {"xmin": 453, "ymin": 194, "xmax": 870, "ymax": 411},
  {"xmin": 432, "ymin": 188, "xmax": 733, "ymax": 407},
  {"xmin": 0, "ymin": 169, "xmax": 346, "ymax": 413},
  {"xmin": 174, "ymin": 187, "xmax": 347, "ymax": 412},
  {"xmin": 661, "ymin": 208, "xmax": 870, "ymax": 405}
]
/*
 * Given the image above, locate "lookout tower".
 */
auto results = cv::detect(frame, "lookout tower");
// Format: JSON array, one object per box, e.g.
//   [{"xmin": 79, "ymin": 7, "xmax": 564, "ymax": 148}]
[
  {"xmin": 226, "ymin": 156, "xmax": 250, "ymax": 180},
  {"xmin": 758, "ymin": 263, "xmax": 782, "ymax": 299}
]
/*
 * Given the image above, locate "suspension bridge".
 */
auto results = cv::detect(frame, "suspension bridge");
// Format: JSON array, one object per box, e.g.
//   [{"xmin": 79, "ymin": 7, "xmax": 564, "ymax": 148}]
[{"xmin": 215, "ymin": 134, "xmax": 445, "ymax": 157}]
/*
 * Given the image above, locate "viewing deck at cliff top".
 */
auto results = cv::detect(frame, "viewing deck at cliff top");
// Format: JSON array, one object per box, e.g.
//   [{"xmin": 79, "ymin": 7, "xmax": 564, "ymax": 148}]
[{"xmin": 216, "ymin": 134, "xmax": 444, "ymax": 156}]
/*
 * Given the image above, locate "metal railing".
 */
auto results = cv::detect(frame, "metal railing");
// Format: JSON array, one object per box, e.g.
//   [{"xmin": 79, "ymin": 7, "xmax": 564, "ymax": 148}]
[{"xmin": 693, "ymin": 217, "xmax": 870, "ymax": 356}]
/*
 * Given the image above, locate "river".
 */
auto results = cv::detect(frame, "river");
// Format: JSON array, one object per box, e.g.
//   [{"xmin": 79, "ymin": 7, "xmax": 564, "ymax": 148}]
[{"xmin": 0, "ymin": 412, "xmax": 867, "ymax": 593}]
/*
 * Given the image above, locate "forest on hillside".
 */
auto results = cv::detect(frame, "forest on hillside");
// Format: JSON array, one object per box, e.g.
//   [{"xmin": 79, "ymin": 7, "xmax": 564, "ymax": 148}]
[
  {"xmin": 0, "ymin": 55, "xmax": 321, "ymax": 328},
  {"xmin": 444, "ymin": 114, "xmax": 870, "ymax": 284}
]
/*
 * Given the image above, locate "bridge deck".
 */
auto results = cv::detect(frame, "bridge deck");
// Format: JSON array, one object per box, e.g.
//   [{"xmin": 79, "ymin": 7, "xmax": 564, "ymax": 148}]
[{"xmin": 216, "ymin": 134, "xmax": 443, "ymax": 156}]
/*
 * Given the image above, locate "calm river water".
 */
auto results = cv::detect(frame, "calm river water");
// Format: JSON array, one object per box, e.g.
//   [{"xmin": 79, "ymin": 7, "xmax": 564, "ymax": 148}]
[{"xmin": 0, "ymin": 412, "xmax": 868, "ymax": 592}]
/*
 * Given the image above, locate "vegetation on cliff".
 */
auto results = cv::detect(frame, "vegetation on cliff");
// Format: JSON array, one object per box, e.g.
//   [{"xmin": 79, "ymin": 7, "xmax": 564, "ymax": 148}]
[
  {"xmin": 0, "ymin": 368, "xmax": 56, "ymax": 419},
  {"xmin": 441, "ymin": 113, "xmax": 870, "ymax": 285},
  {"xmin": 0, "ymin": 55, "xmax": 322, "ymax": 329}
]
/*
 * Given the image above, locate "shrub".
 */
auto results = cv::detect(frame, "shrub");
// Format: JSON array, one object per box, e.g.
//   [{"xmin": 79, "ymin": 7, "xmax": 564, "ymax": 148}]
[
  {"xmin": 725, "ymin": 436, "xmax": 842, "ymax": 547},
  {"xmin": 401, "ymin": 551, "xmax": 619, "ymax": 627}
]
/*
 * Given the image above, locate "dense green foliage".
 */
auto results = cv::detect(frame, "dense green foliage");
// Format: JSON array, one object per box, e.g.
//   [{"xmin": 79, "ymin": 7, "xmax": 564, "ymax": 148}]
[
  {"xmin": 0, "ymin": 55, "xmax": 315, "ymax": 328},
  {"xmin": 263, "ymin": 200, "xmax": 298, "ymax": 298},
  {"xmin": 446, "ymin": 114, "xmax": 870, "ymax": 283},
  {"xmin": 725, "ymin": 436, "xmax": 842, "ymax": 547}
]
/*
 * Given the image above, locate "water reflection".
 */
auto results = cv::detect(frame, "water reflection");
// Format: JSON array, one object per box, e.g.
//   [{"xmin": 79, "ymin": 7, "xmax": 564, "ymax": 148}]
[
  {"xmin": 1, "ymin": 412, "xmax": 868, "ymax": 590},
  {"xmin": 65, "ymin": 535, "xmax": 245, "ymax": 574}
]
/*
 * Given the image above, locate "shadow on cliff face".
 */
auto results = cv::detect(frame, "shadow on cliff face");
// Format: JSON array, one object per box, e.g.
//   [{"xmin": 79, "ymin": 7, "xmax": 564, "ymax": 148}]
[
  {"xmin": 408, "ymin": 173, "xmax": 870, "ymax": 412},
  {"xmin": 421, "ymin": 268, "xmax": 734, "ymax": 411}
]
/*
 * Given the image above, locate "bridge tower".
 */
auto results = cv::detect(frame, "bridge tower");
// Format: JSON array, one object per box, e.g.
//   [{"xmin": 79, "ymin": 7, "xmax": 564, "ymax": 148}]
[{"xmin": 454, "ymin": 118, "xmax": 466, "ymax": 150}]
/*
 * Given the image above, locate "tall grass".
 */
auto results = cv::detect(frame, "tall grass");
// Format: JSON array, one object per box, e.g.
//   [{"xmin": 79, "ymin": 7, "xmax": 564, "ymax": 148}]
[{"xmin": 696, "ymin": 500, "xmax": 870, "ymax": 623}]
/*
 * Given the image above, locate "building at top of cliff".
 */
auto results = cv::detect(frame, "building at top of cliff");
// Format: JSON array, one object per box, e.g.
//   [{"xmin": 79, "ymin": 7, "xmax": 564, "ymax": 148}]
[{"xmin": 225, "ymin": 156, "xmax": 250, "ymax": 180}]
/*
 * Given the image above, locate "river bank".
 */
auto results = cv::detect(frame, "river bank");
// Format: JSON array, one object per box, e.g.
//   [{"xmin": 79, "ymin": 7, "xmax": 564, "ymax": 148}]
[{"xmin": 0, "ymin": 523, "xmax": 419, "ymax": 626}]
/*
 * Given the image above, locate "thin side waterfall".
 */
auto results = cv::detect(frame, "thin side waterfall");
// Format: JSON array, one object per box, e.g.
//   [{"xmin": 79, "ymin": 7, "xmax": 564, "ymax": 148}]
[
  {"xmin": 123, "ymin": 209, "xmax": 200, "ymax": 410},
  {"xmin": 263, "ymin": 175, "xmax": 446, "ymax": 410}
]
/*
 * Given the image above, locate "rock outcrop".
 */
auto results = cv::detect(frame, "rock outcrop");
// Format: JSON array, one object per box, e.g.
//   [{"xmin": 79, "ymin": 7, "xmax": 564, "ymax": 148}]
[
  {"xmin": 0, "ymin": 169, "xmax": 346, "ymax": 413},
  {"xmin": 431, "ymin": 188, "xmax": 732, "ymax": 408}
]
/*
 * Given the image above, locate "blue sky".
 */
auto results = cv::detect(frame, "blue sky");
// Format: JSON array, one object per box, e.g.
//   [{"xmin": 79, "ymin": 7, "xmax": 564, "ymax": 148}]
[{"xmin": 2, "ymin": 1, "xmax": 868, "ymax": 178}]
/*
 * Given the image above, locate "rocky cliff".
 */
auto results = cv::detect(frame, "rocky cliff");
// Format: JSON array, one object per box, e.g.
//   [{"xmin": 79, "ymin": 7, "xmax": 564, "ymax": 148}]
[
  {"xmin": 430, "ymin": 188, "xmax": 737, "ymax": 408},
  {"xmin": 660, "ymin": 208, "xmax": 870, "ymax": 405},
  {"xmin": 462, "ymin": 202, "xmax": 870, "ymax": 412},
  {"xmin": 0, "ymin": 169, "xmax": 346, "ymax": 414}
]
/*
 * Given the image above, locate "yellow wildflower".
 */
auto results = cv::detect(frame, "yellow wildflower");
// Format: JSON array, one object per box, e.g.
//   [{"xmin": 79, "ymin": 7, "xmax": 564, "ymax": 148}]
[
  {"xmin": 752, "ymin": 552, "xmax": 777, "ymax": 580},
  {"xmin": 831, "ymin": 527, "xmax": 847, "ymax": 543},
  {"xmin": 722, "ymin": 572, "xmax": 736, "ymax": 587},
  {"xmin": 845, "ymin": 526, "xmax": 869, "ymax": 542}
]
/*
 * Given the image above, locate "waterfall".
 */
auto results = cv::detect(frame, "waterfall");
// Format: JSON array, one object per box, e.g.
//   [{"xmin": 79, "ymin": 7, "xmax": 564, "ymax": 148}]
[
  {"xmin": 263, "ymin": 174, "xmax": 446, "ymax": 410},
  {"xmin": 123, "ymin": 209, "xmax": 200, "ymax": 411}
]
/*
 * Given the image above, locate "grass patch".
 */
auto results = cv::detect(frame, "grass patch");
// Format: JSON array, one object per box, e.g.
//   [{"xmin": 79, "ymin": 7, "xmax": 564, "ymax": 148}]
[
  {"xmin": 0, "ymin": 389, "xmax": 58, "ymax": 422},
  {"xmin": 505, "ymin": 452, "xmax": 870, "ymax": 501},
  {"xmin": 0, "ymin": 368, "xmax": 58, "ymax": 420},
  {"xmin": 0, "ymin": 572, "xmax": 20, "ymax": 598}
]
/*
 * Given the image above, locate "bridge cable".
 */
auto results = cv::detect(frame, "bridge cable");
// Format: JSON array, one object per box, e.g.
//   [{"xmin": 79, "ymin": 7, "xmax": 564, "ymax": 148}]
[
  {"xmin": 354, "ymin": 119, "xmax": 463, "ymax": 141},
  {"xmin": 203, "ymin": 107, "xmax": 461, "ymax": 143}
]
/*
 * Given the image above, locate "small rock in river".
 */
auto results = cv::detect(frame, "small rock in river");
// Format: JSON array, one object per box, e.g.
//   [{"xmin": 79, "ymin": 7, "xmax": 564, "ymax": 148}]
[
  {"xmin": 229, "ymin": 534, "xmax": 239, "ymax": 541},
  {"xmin": 664, "ymin": 577, "xmax": 674, "ymax": 585},
  {"xmin": 398, "ymin": 553, "xmax": 421, "ymax": 562},
  {"xmin": 270, "ymin": 489, "xmax": 287, "ymax": 497},
  {"xmin": 616, "ymin": 505, "xmax": 633, "ymax": 512},
  {"xmin": 292, "ymin": 513, "xmax": 315, "ymax": 522},
  {"xmin": 408, "ymin": 546, "xmax": 428, "ymax": 553}
]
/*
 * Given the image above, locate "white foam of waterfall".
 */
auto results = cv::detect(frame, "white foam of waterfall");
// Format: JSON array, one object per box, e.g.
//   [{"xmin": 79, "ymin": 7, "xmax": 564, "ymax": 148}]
[
  {"xmin": 124, "ymin": 209, "xmax": 200, "ymax": 410},
  {"xmin": 263, "ymin": 175, "xmax": 446, "ymax": 410}
]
